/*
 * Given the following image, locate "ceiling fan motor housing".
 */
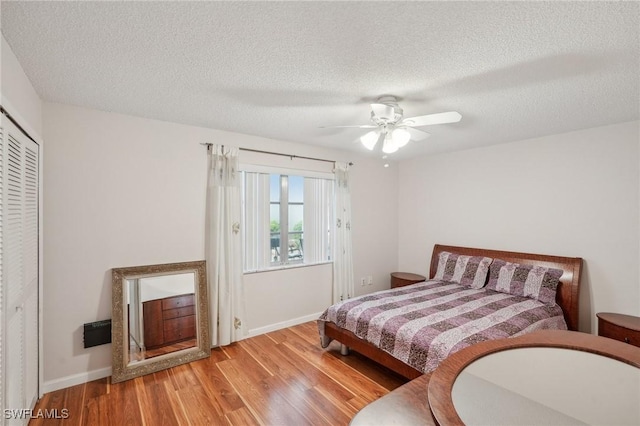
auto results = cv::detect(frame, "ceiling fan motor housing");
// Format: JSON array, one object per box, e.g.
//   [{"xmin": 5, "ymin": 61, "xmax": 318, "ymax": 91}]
[{"xmin": 370, "ymin": 97, "xmax": 403, "ymax": 126}]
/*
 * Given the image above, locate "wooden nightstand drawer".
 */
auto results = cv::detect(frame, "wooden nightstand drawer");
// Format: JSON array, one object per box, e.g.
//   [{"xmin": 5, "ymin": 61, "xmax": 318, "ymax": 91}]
[
  {"xmin": 597, "ymin": 312, "xmax": 640, "ymax": 347},
  {"xmin": 163, "ymin": 315, "xmax": 196, "ymax": 342},
  {"xmin": 162, "ymin": 293, "xmax": 195, "ymax": 310},
  {"xmin": 162, "ymin": 305, "xmax": 195, "ymax": 320},
  {"xmin": 390, "ymin": 272, "xmax": 426, "ymax": 289}
]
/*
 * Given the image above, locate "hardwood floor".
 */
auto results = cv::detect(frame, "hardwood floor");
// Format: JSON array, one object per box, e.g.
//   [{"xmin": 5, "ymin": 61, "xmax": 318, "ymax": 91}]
[
  {"xmin": 31, "ymin": 321, "xmax": 408, "ymax": 425},
  {"xmin": 129, "ymin": 338, "xmax": 198, "ymax": 362}
]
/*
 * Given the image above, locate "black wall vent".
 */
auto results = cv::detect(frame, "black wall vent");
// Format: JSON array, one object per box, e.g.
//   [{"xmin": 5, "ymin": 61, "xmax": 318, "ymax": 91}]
[{"xmin": 83, "ymin": 320, "xmax": 112, "ymax": 348}]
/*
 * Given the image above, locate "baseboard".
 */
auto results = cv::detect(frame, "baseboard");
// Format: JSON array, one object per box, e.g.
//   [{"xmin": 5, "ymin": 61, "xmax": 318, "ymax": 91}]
[
  {"xmin": 42, "ymin": 314, "xmax": 321, "ymax": 393},
  {"xmin": 246, "ymin": 312, "xmax": 323, "ymax": 338},
  {"xmin": 42, "ymin": 366, "xmax": 112, "ymax": 394}
]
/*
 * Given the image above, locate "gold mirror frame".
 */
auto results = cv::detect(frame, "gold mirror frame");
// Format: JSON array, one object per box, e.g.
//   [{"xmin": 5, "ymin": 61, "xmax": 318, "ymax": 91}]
[{"xmin": 111, "ymin": 260, "xmax": 210, "ymax": 383}]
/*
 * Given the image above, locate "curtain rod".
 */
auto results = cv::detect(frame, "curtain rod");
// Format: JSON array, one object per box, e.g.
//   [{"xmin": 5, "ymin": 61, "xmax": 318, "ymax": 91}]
[{"xmin": 200, "ymin": 143, "xmax": 353, "ymax": 166}]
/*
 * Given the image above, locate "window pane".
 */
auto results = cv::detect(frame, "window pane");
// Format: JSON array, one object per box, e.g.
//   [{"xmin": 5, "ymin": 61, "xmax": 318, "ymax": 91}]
[
  {"xmin": 269, "ymin": 174, "xmax": 280, "ymax": 202},
  {"xmin": 288, "ymin": 175, "xmax": 303, "ymax": 262},
  {"xmin": 288, "ymin": 204, "xmax": 303, "ymax": 232},
  {"xmin": 288, "ymin": 204, "xmax": 303, "ymax": 262},
  {"xmin": 288, "ymin": 175, "xmax": 303, "ymax": 233},
  {"xmin": 270, "ymin": 204, "xmax": 280, "ymax": 227},
  {"xmin": 288, "ymin": 175, "xmax": 304, "ymax": 203},
  {"xmin": 270, "ymin": 174, "xmax": 281, "ymax": 263}
]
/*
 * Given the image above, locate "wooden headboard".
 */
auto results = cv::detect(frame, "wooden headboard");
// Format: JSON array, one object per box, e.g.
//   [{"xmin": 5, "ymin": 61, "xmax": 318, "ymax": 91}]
[{"xmin": 429, "ymin": 244, "xmax": 583, "ymax": 331}]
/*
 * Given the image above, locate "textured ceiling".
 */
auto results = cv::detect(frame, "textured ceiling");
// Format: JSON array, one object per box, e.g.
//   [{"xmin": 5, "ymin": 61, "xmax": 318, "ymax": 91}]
[{"xmin": 1, "ymin": 1, "xmax": 639, "ymax": 159}]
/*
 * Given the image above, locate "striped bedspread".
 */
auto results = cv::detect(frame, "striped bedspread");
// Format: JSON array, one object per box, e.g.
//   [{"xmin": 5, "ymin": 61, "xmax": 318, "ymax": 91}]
[{"xmin": 318, "ymin": 280, "xmax": 567, "ymax": 374}]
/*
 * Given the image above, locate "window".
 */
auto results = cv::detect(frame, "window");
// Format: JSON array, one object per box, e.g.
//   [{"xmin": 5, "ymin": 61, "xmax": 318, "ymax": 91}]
[
  {"xmin": 242, "ymin": 171, "xmax": 333, "ymax": 272},
  {"xmin": 269, "ymin": 174, "xmax": 303, "ymax": 265}
]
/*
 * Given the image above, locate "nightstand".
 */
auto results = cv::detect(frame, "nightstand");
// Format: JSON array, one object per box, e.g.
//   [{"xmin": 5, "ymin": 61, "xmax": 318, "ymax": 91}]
[
  {"xmin": 596, "ymin": 312, "xmax": 640, "ymax": 348},
  {"xmin": 390, "ymin": 272, "xmax": 426, "ymax": 289}
]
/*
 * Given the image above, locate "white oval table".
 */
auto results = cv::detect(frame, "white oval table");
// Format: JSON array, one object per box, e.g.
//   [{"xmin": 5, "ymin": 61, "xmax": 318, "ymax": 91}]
[{"xmin": 429, "ymin": 330, "xmax": 640, "ymax": 426}]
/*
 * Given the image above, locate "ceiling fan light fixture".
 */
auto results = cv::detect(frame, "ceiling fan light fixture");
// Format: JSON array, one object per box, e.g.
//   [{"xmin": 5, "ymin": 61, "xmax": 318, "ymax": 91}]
[
  {"xmin": 360, "ymin": 130, "xmax": 379, "ymax": 150},
  {"xmin": 391, "ymin": 128, "xmax": 411, "ymax": 148},
  {"xmin": 382, "ymin": 134, "xmax": 399, "ymax": 154}
]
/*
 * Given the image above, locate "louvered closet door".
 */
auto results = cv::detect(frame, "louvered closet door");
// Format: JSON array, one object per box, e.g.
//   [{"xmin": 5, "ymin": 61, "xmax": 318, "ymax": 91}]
[{"xmin": 1, "ymin": 114, "xmax": 39, "ymax": 425}]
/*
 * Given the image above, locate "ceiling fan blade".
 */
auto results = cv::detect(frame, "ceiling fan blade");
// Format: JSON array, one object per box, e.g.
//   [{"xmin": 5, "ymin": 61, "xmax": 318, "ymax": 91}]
[
  {"xmin": 319, "ymin": 124, "xmax": 377, "ymax": 129},
  {"xmin": 402, "ymin": 111, "xmax": 462, "ymax": 127},
  {"xmin": 404, "ymin": 127, "xmax": 431, "ymax": 142}
]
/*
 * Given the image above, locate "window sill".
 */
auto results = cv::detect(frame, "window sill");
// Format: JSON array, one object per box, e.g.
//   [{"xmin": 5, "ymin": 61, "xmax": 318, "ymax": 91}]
[{"xmin": 243, "ymin": 261, "xmax": 332, "ymax": 275}]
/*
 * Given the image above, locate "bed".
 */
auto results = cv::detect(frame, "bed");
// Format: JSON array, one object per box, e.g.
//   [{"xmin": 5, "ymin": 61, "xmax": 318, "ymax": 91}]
[{"xmin": 318, "ymin": 244, "xmax": 582, "ymax": 379}]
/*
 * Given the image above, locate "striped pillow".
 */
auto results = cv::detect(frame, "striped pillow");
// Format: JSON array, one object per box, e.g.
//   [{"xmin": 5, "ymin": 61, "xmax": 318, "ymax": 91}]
[
  {"xmin": 486, "ymin": 259, "xmax": 563, "ymax": 305},
  {"xmin": 433, "ymin": 252, "xmax": 492, "ymax": 289}
]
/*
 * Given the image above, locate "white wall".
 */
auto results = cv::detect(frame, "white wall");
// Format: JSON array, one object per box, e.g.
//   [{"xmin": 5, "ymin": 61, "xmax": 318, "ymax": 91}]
[
  {"xmin": 139, "ymin": 273, "xmax": 195, "ymax": 302},
  {"xmin": 1, "ymin": 35, "xmax": 42, "ymax": 140},
  {"xmin": 244, "ymin": 264, "xmax": 333, "ymax": 336},
  {"xmin": 42, "ymin": 102, "xmax": 399, "ymax": 390},
  {"xmin": 351, "ymin": 157, "xmax": 399, "ymax": 296},
  {"xmin": 397, "ymin": 121, "xmax": 640, "ymax": 333}
]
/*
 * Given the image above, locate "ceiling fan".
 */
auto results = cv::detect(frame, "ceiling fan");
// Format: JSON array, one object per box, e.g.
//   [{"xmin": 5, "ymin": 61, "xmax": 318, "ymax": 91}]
[{"xmin": 323, "ymin": 95, "xmax": 462, "ymax": 154}]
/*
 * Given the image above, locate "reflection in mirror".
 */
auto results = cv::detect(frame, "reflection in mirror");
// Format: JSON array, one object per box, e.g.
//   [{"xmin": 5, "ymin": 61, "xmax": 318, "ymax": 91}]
[
  {"xmin": 127, "ymin": 272, "xmax": 197, "ymax": 364},
  {"xmin": 112, "ymin": 261, "xmax": 210, "ymax": 383}
]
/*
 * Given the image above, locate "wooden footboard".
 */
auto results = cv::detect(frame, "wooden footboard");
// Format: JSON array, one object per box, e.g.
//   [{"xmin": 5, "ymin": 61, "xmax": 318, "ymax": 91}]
[{"xmin": 324, "ymin": 322, "xmax": 422, "ymax": 379}]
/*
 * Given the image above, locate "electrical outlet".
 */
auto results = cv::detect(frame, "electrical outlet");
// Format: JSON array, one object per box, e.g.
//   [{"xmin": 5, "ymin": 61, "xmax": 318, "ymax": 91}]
[
  {"xmin": 367, "ymin": 276, "xmax": 373, "ymax": 286},
  {"xmin": 360, "ymin": 277, "xmax": 366, "ymax": 286}
]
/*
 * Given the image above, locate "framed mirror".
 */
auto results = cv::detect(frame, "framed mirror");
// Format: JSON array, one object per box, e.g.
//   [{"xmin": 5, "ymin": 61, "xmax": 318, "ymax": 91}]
[{"xmin": 111, "ymin": 260, "xmax": 210, "ymax": 383}]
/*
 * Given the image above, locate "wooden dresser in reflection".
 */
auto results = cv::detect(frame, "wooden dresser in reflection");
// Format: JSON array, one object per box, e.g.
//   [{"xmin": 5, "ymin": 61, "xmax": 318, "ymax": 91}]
[{"xmin": 143, "ymin": 294, "xmax": 196, "ymax": 349}]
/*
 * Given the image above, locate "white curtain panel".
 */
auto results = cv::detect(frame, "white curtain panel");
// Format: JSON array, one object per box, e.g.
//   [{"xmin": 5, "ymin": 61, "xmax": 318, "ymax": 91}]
[
  {"xmin": 332, "ymin": 162, "xmax": 354, "ymax": 303},
  {"xmin": 206, "ymin": 145, "xmax": 246, "ymax": 346}
]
